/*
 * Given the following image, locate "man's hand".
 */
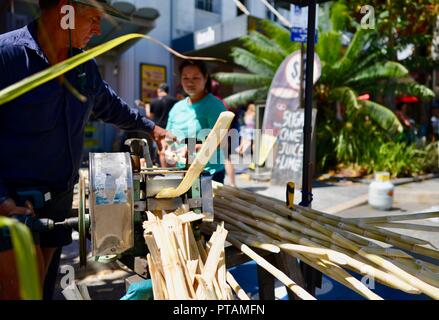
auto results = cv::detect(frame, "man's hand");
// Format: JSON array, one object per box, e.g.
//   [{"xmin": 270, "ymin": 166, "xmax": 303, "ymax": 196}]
[
  {"xmin": 152, "ymin": 125, "xmax": 176, "ymax": 152},
  {"xmin": 0, "ymin": 198, "xmax": 34, "ymax": 217}
]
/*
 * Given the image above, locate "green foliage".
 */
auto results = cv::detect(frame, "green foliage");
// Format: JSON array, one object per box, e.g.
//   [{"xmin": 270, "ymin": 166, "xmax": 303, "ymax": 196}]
[
  {"xmin": 329, "ymin": 0, "xmax": 352, "ymax": 32},
  {"xmin": 0, "ymin": 217, "xmax": 41, "ymax": 300},
  {"xmin": 372, "ymin": 142, "xmax": 427, "ymax": 177},
  {"xmin": 214, "ymin": 17, "xmax": 436, "ymax": 177}
]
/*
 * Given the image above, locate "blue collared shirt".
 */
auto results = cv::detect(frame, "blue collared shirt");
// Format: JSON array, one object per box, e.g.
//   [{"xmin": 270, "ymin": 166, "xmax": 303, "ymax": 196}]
[{"xmin": 0, "ymin": 21, "xmax": 155, "ymax": 197}]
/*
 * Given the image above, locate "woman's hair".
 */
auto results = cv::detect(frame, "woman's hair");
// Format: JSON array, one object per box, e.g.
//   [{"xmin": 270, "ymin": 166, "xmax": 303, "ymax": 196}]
[{"xmin": 179, "ymin": 60, "xmax": 212, "ymax": 93}]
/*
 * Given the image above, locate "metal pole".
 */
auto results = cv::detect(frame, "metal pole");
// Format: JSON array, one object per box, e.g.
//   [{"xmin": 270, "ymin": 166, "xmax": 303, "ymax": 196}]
[
  {"xmin": 299, "ymin": 42, "xmax": 305, "ymax": 110},
  {"xmin": 299, "ymin": 0, "xmax": 316, "ymax": 208}
]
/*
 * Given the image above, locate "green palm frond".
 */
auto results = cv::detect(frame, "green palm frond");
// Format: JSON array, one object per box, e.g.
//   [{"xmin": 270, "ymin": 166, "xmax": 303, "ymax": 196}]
[
  {"xmin": 223, "ymin": 87, "xmax": 269, "ymax": 108},
  {"xmin": 0, "ymin": 33, "xmax": 224, "ymax": 106},
  {"xmin": 393, "ymin": 81, "xmax": 435, "ymax": 101},
  {"xmin": 342, "ymin": 51, "xmax": 384, "ymax": 81},
  {"xmin": 0, "ymin": 217, "xmax": 41, "ymax": 300},
  {"xmin": 330, "ymin": 0, "xmax": 352, "ymax": 32},
  {"xmin": 231, "ymin": 48, "xmax": 276, "ymax": 77},
  {"xmin": 346, "ymin": 61, "xmax": 408, "ymax": 85},
  {"xmin": 241, "ymin": 31, "xmax": 287, "ymax": 64},
  {"xmin": 330, "ymin": 86, "xmax": 359, "ymax": 111},
  {"xmin": 316, "ymin": 31, "xmax": 342, "ymax": 66},
  {"xmin": 333, "ymin": 29, "xmax": 374, "ymax": 77},
  {"xmin": 212, "ymin": 72, "xmax": 271, "ymax": 87},
  {"xmin": 359, "ymin": 100, "xmax": 403, "ymax": 133},
  {"xmin": 260, "ymin": 20, "xmax": 301, "ymax": 53}
]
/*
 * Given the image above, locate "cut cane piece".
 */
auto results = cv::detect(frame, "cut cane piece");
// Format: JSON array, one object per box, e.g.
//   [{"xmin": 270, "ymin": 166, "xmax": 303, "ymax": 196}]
[{"xmin": 156, "ymin": 111, "xmax": 235, "ymax": 198}]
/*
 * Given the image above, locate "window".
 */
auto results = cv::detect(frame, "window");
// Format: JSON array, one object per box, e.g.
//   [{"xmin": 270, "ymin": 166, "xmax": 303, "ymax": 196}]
[{"xmin": 196, "ymin": 0, "xmax": 213, "ymax": 12}]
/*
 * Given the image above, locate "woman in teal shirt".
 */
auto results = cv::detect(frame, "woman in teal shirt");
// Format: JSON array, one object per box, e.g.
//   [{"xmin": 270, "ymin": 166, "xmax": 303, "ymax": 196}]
[{"xmin": 165, "ymin": 60, "xmax": 227, "ymax": 182}]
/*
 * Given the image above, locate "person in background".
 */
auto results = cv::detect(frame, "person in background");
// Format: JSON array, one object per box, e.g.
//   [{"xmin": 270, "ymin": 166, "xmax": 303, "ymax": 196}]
[
  {"xmin": 237, "ymin": 101, "xmax": 256, "ymax": 156},
  {"xmin": 150, "ymin": 83, "xmax": 178, "ymax": 129},
  {"xmin": 175, "ymin": 84, "xmax": 186, "ymax": 101},
  {"xmin": 211, "ymin": 80, "xmax": 238, "ymax": 187},
  {"xmin": 431, "ymin": 100, "xmax": 439, "ymax": 141},
  {"xmin": 395, "ymin": 100, "xmax": 416, "ymax": 143},
  {"xmin": 165, "ymin": 60, "xmax": 227, "ymax": 183}
]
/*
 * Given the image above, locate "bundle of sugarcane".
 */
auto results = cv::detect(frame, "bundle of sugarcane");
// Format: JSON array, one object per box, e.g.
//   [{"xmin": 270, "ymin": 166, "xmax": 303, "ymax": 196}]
[
  {"xmin": 142, "ymin": 210, "xmax": 249, "ymax": 300},
  {"xmin": 211, "ymin": 184, "xmax": 439, "ymax": 300}
]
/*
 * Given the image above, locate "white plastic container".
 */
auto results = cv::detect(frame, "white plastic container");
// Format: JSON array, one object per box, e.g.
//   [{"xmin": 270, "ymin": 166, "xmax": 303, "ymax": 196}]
[{"xmin": 368, "ymin": 172, "xmax": 394, "ymax": 210}]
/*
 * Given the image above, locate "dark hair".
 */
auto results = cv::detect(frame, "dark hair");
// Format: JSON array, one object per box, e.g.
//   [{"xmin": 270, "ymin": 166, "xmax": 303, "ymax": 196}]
[
  {"xmin": 39, "ymin": 0, "xmax": 60, "ymax": 10},
  {"xmin": 178, "ymin": 60, "xmax": 212, "ymax": 93},
  {"xmin": 158, "ymin": 83, "xmax": 169, "ymax": 94}
]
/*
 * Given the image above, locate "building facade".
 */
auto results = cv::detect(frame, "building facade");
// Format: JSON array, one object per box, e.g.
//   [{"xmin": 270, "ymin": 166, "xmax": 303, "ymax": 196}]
[{"xmin": 0, "ymin": 0, "xmax": 298, "ymax": 152}]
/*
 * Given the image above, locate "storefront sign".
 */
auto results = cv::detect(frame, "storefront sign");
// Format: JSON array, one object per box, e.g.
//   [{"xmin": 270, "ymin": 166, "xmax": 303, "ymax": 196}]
[
  {"xmin": 195, "ymin": 26, "xmax": 216, "ymax": 48},
  {"xmin": 140, "ymin": 64, "xmax": 166, "ymax": 103}
]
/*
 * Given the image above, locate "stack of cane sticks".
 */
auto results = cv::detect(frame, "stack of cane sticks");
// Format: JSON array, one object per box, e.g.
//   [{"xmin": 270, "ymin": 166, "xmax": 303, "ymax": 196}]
[
  {"xmin": 143, "ymin": 211, "xmax": 249, "ymax": 300},
  {"xmin": 209, "ymin": 184, "xmax": 439, "ymax": 300}
]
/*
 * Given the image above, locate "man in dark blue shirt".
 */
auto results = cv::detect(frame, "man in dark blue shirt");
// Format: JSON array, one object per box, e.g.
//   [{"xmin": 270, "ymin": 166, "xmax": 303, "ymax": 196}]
[{"xmin": 0, "ymin": 0, "xmax": 173, "ymax": 299}]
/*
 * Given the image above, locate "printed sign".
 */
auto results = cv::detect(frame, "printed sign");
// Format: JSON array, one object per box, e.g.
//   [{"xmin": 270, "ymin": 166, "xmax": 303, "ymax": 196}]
[
  {"xmin": 290, "ymin": 4, "xmax": 319, "ymax": 43},
  {"xmin": 140, "ymin": 64, "xmax": 167, "ymax": 103}
]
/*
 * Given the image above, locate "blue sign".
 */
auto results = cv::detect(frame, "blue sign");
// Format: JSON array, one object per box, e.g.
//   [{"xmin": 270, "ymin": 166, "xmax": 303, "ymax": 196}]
[
  {"xmin": 290, "ymin": 5, "xmax": 318, "ymax": 43},
  {"xmin": 291, "ymin": 27, "xmax": 318, "ymax": 43}
]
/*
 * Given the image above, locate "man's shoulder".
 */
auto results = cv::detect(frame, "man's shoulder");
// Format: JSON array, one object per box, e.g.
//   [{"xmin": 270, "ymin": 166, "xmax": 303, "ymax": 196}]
[{"xmin": 0, "ymin": 25, "xmax": 33, "ymax": 52}]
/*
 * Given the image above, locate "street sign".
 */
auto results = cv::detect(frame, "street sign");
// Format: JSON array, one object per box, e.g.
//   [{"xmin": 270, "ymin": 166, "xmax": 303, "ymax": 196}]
[{"xmin": 290, "ymin": 4, "xmax": 318, "ymax": 43}]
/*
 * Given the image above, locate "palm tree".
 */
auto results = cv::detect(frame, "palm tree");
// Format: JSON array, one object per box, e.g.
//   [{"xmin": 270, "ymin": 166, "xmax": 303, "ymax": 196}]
[
  {"xmin": 214, "ymin": 20, "xmax": 433, "ymax": 134},
  {"xmin": 213, "ymin": 20, "xmax": 434, "ymax": 173}
]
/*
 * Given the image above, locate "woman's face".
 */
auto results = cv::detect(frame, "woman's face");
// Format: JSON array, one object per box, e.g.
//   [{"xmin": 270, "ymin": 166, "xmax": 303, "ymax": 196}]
[{"xmin": 181, "ymin": 65, "xmax": 207, "ymax": 97}]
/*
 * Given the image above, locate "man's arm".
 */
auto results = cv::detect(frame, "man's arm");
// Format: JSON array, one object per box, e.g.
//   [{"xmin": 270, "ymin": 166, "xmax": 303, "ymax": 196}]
[
  {"xmin": 92, "ymin": 79, "xmax": 156, "ymax": 133},
  {"xmin": 90, "ymin": 66, "xmax": 175, "ymax": 145}
]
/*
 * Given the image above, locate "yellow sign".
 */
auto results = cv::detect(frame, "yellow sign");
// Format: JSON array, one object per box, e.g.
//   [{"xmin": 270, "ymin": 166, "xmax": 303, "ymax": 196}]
[{"xmin": 140, "ymin": 64, "xmax": 167, "ymax": 103}]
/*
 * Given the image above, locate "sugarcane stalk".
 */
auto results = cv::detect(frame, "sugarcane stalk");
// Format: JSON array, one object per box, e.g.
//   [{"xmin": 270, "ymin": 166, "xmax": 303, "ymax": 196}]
[
  {"xmin": 345, "ymin": 211, "xmax": 439, "ymax": 224},
  {"xmin": 356, "ymin": 248, "xmax": 439, "ymax": 299},
  {"xmin": 214, "ymin": 186, "xmax": 439, "ymax": 297},
  {"xmin": 218, "ymin": 186, "xmax": 438, "ymax": 252},
  {"xmin": 228, "ymin": 231, "xmax": 281, "ymax": 253},
  {"xmin": 215, "ymin": 197, "xmax": 332, "ymax": 244},
  {"xmin": 361, "ymin": 247, "xmax": 414, "ymax": 259},
  {"xmin": 285, "ymin": 251, "xmax": 383, "ymax": 300},
  {"xmin": 389, "ymin": 258, "xmax": 439, "ymax": 288},
  {"xmin": 240, "ymin": 203, "xmax": 435, "ymax": 298},
  {"xmin": 371, "ymin": 222, "xmax": 439, "ymax": 233},
  {"xmin": 215, "ymin": 207, "xmax": 421, "ymax": 294},
  {"xmin": 226, "ymin": 234, "xmax": 316, "ymax": 300}
]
